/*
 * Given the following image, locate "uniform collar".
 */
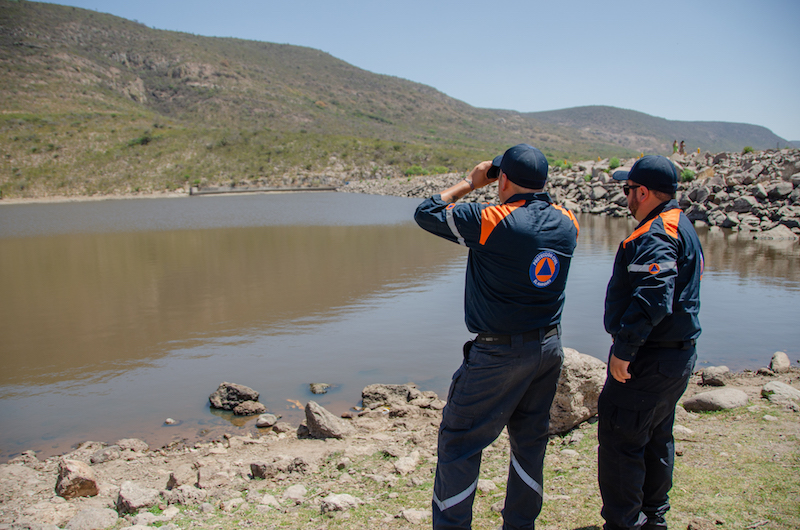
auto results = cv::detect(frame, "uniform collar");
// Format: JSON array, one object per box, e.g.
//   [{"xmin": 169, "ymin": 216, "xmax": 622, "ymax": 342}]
[
  {"xmin": 505, "ymin": 192, "xmax": 552, "ymax": 204},
  {"xmin": 638, "ymin": 199, "xmax": 679, "ymax": 226}
]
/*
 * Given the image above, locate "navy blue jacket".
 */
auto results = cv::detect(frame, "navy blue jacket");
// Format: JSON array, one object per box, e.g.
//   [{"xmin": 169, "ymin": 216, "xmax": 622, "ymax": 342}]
[
  {"xmin": 414, "ymin": 193, "xmax": 579, "ymax": 335},
  {"xmin": 604, "ymin": 200, "xmax": 703, "ymax": 361}
]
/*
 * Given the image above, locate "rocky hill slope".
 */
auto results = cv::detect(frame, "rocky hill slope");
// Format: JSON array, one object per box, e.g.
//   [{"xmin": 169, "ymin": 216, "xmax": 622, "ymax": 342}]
[{"xmin": 341, "ymin": 148, "xmax": 800, "ymax": 238}]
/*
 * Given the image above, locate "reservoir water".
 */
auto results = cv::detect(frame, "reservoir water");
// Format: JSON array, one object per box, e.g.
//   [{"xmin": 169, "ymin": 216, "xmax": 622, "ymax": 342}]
[{"xmin": 1, "ymin": 192, "xmax": 798, "ymax": 462}]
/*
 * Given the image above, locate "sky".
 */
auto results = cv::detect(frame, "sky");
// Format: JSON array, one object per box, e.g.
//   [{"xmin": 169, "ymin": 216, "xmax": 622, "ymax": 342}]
[{"xmin": 42, "ymin": 0, "xmax": 800, "ymax": 141}]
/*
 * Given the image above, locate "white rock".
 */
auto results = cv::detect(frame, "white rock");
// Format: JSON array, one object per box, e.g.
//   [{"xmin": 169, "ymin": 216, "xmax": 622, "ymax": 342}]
[
  {"xmin": 282, "ymin": 484, "xmax": 307, "ymax": 503},
  {"xmin": 682, "ymin": 388, "xmax": 749, "ymax": 411},
  {"xmin": 769, "ymin": 351, "xmax": 791, "ymax": 373}
]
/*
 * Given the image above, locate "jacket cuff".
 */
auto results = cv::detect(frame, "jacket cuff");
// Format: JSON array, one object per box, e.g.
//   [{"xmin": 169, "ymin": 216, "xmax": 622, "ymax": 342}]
[{"xmin": 612, "ymin": 341, "xmax": 638, "ymax": 362}]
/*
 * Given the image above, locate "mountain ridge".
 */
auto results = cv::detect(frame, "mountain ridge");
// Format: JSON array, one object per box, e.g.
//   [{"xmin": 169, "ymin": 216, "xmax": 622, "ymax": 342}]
[{"xmin": 0, "ymin": 0, "xmax": 791, "ymax": 198}]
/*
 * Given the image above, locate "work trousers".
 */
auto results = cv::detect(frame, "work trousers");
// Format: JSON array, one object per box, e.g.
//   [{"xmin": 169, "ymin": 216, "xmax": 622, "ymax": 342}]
[
  {"xmin": 432, "ymin": 327, "xmax": 563, "ymax": 530},
  {"xmin": 598, "ymin": 347, "xmax": 696, "ymax": 530}
]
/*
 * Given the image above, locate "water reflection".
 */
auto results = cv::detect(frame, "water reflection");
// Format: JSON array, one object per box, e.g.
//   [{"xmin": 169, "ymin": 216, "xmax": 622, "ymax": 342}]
[
  {"xmin": 0, "ymin": 223, "xmax": 462, "ymax": 389},
  {"xmin": 575, "ymin": 213, "xmax": 800, "ymax": 287}
]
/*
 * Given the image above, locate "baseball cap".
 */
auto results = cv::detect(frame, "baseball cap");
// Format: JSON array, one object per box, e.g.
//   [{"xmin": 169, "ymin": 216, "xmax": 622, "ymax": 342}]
[
  {"xmin": 491, "ymin": 144, "xmax": 548, "ymax": 189},
  {"xmin": 612, "ymin": 155, "xmax": 678, "ymax": 194}
]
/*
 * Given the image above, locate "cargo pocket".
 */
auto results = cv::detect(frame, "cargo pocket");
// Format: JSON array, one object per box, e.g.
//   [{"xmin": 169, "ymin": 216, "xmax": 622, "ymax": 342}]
[
  {"xmin": 441, "ymin": 406, "xmax": 473, "ymax": 432},
  {"xmin": 599, "ymin": 380, "xmax": 659, "ymax": 441}
]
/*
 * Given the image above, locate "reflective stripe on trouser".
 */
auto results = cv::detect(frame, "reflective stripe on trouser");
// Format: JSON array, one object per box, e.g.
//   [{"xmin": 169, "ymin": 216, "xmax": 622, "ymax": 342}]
[
  {"xmin": 598, "ymin": 347, "xmax": 696, "ymax": 530},
  {"xmin": 432, "ymin": 329, "xmax": 563, "ymax": 530}
]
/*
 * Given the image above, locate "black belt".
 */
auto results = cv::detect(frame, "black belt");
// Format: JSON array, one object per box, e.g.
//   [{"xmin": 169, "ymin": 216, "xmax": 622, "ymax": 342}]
[
  {"xmin": 475, "ymin": 325, "xmax": 558, "ymax": 345},
  {"xmin": 642, "ymin": 339, "xmax": 696, "ymax": 350}
]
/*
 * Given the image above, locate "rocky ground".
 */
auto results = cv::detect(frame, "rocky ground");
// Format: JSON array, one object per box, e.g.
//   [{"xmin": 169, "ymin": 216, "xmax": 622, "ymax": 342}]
[{"xmin": 1, "ymin": 352, "xmax": 798, "ymax": 530}]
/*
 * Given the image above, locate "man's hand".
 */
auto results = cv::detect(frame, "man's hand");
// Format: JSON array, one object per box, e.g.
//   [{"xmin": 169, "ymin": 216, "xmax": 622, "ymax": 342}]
[
  {"xmin": 467, "ymin": 160, "xmax": 497, "ymax": 190},
  {"xmin": 440, "ymin": 160, "xmax": 496, "ymax": 203},
  {"xmin": 608, "ymin": 354, "xmax": 631, "ymax": 383}
]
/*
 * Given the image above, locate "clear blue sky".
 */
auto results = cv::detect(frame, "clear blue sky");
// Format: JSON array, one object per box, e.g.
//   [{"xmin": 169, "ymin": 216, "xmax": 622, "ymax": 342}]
[{"xmin": 43, "ymin": 0, "xmax": 800, "ymax": 141}]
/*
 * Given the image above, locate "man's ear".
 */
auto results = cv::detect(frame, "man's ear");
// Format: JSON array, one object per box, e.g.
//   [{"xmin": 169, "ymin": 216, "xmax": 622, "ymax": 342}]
[{"xmin": 499, "ymin": 173, "xmax": 509, "ymax": 191}]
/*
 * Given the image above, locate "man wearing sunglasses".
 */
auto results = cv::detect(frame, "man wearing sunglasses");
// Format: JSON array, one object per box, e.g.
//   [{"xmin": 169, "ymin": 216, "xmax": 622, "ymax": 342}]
[
  {"xmin": 599, "ymin": 155, "xmax": 704, "ymax": 530},
  {"xmin": 414, "ymin": 144, "xmax": 579, "ymax": 530}
]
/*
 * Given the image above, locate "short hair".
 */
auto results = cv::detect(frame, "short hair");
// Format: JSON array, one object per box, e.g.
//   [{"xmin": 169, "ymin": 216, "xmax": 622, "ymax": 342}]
[{"xmin": 652, "ymin": 189, "xmax": 674, "ymax": 202}]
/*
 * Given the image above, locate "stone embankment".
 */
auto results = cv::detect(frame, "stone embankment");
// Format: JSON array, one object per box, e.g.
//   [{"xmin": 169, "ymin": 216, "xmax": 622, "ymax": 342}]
[{"xmin": 340, "ymin": 148, "xmax": 800, "ymax": 240}]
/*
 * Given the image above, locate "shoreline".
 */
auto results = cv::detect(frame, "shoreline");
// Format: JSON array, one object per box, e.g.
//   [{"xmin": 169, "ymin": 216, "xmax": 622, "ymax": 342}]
[{"xmin": 1, "ymin": 364, "xmax": 798, "ymax": 529}]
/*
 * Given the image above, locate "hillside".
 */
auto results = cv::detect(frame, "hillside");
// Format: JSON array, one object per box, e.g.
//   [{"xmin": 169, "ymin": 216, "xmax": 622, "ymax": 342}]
[
  {"xmin": 0, "ymin": 1, "xmax": 791, "ymax": 199},
  {"xmin": 527, "ymin": 106, "xmax": 790, "ymax": 154}
]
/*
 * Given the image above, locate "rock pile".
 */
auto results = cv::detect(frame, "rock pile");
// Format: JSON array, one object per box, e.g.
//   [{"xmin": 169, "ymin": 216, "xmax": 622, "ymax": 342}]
[{"xmin": 339, "ymin": 148, "xmax": 800, "ymax": 239}]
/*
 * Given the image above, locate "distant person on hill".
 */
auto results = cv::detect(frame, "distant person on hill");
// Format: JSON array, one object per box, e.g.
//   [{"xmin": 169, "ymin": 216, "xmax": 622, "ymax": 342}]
[
  {"xmin": 414, "ymin": 144, "xmax": 579, "ymax": 529},
  {"xmin": 672, "ymin": 140, "xmax": 678, "ymax": 154},
  {"xmin": 678, "ymin": 140, "xmax": 685, "ymax": 155},
  {"xmin": 599, "ymin": 155, "xmax": 704, "ymax": 530}
]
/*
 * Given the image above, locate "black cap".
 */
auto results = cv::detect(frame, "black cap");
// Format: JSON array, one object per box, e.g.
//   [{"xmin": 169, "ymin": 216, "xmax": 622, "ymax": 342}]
[
  {"xmin": 612, "ymin": 155, "xmax": 678, "ymax": 194},
  {"xmin": 491, "ymin": 144, "xmax": 548, "ymax": 189}
]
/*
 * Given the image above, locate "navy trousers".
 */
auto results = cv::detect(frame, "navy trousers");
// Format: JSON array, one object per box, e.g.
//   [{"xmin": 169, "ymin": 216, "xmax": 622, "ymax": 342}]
[
  {"xmin": 597, "ymin": 347, "xmax": 696, "ymax": 530},
  {"xmin": 432, "ymin": 327, "xmax": 563, "ymax": 530}
]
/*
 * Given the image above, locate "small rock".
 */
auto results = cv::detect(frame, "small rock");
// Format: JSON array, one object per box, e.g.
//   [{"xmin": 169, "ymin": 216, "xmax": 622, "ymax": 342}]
[
  {"xmin": 687, "ymin": 517, "xmax": 717, "ymax": 530},
  {"xmin": 769, "ymin": 351, "xmax": 791, "ymax": 373},
  {"xmin": 65, "ymin": 507, "xmax": 118, "ymax": 530},
  {"xmin": 763, "ymin": 415, "xmax": 778, "ymax": 421},
  {"xmin": 305, "ymin": 401, "xmax": 353, "ymax": 439},
  {"xmin": 393, "ymin": 451, "xmax": 420, "ymax": 475},
  {"xmin": 256, "ymin": 413, "xmax": 278, "ymax": 428},
  {"xmin": 209, "ymin": 381, "xmax": 260, "ymax": 410},
  {"xmin": 164, "ymin": 418, "xmax": 177, "ymax": 425},
  {"xmin": 401, "ymin": 509, "xmax": 429, "ymax": 524},
  {"xmin": 320, "ymin": 493, "xmax": 363, "ymax": 513},
  {"xmin": 673, "ymin": 425, "xmax": 694, "ymax": 438},
  {"xmin": 117, "ymin": 438, "xmax": 149, "ymax": 452},
  {"xmin": 282, "ymin": 484, "xmax": 307, "ymax": 503},
  {"xmin": 477, "ymin": 479, "xmax": 496, "ymax": 493},
  {"xmin": 55, "ymin": 459, "xmax": 99, "ymax": 499},
  {"xmin": 310, "ymin": 383, "xmax": 331, "ymax": 394},
  {"xmin": 701, "ymin": 366, "xmax": 730, "ymax": 386},
  {"xmin": 233, "ymin": 400, "xmax": 267, "ymax": 416},
  {"xmin": 116, "ymin": 480, "xmax": 160, "ymax": 514}
]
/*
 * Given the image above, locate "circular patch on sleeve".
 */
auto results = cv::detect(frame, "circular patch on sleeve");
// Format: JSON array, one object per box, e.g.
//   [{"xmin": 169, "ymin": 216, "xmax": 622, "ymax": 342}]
[{"xmin": 530, "ymin": 251, "xmax": 560, "ymax": 288}]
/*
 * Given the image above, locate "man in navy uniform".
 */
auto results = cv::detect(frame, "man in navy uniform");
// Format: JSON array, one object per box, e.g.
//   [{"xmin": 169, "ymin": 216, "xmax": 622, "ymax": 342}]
[
  {"xmin": 414, "ymin": 144, "xmax": 579, "ymax": 529},
  {"xmin": 600, "ymin": 155, "xmax": 704, "ymax": 530}
]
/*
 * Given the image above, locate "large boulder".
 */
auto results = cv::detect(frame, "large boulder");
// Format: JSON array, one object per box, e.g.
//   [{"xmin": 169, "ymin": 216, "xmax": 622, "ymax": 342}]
[
  {"xmin": 549, "ymin": 348, "xmax": 607, "ymax": 433},
  {"xmin": 208, "ymin": 382, "xmax": 260, "ymax": 410},
  {"xmin": 305, "ymin": 401, "xmax": 353, "ymax": 439}
]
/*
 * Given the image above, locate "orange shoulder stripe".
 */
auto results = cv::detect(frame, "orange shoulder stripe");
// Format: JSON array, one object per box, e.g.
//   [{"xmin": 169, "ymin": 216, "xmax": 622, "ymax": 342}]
[
  {"xmin": 552, "ymin": 204, "xmax": 580, "ymax": 238},
  {"xmin": 623, "ymin": 209, "xmax": 681, "ymax": 248},
  {"xmin": 480, "ymin": 200, "xmax": 524, "ymax": 245}
]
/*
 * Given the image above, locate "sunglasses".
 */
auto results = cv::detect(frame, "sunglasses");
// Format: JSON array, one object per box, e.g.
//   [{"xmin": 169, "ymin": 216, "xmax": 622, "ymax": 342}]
[{"xmin": 623, "ymin": 184, "xmax": 642, "ymax": 195}]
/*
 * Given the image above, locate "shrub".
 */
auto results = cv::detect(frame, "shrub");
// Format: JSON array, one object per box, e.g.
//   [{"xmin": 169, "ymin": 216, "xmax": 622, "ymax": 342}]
[
  {"xmin": 609, "ymin": 157, "xmax": 621, "ymax": 170},
  {"xmin": 583, "ymin": 175, "xmax": 592, "ymax": 182},
  {"xmin": 681, "ymin": 169, "xmax": 696, "ymax": 182},
  {"xmin": 742, "ymin": 146, "xmax": 754, "ymax": 154},
  {"xmin": 404, "ymin": 165, "xmax": 429, "ymax": 176}
]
